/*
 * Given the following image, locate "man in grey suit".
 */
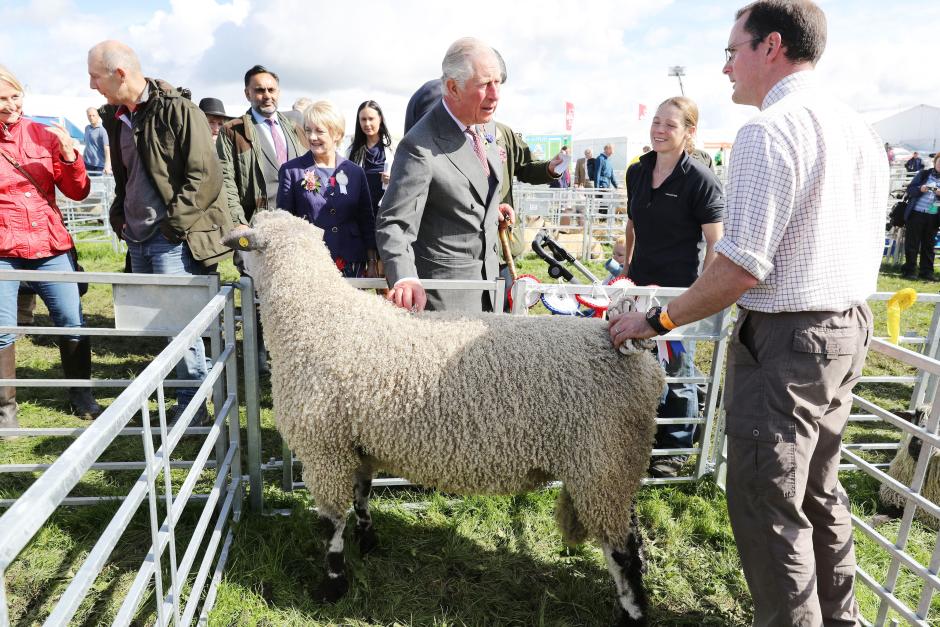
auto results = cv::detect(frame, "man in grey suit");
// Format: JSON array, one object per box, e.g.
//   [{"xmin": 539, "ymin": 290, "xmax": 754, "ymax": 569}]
[{"xmin": 377, "ymin": 38, "xmax": 510, "ymax": 313}]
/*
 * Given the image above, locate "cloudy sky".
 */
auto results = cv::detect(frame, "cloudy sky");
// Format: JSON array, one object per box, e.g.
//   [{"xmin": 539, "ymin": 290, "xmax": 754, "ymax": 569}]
[{"xmin": 3, "ymin": 0, "xmax": 937, "ymax": 144}]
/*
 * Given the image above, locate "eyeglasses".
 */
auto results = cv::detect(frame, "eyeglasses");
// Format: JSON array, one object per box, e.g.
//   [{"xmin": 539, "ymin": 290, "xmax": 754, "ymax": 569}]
[{"xmin": 724, "ymin": 37, "xmax": 763, "ymax": 64}]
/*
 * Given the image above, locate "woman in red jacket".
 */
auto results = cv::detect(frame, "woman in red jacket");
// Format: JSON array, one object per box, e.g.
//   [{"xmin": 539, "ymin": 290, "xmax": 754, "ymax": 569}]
[{"xmin": 0, "ymin": 65, "xmax": 102, "ymax": 429}]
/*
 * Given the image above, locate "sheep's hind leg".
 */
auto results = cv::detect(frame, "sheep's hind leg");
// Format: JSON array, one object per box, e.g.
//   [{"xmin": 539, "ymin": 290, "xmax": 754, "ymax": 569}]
[
  {"xmin": 353, "ymin": 467, "xmax": 378, "ymax": 555},
  {"xmin": 602, "ymin": 507, "xmax": 648, "ymax": 626},
  {"xmin": 316, "ymin": 509, "xmax": 349, "ymax": 602}
]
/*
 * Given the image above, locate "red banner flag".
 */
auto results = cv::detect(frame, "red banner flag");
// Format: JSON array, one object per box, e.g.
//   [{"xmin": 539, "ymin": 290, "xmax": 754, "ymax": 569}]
[
  {"xmin": 565, "ymin": 102, "xmax": 574, "ymax": 131},
  {"xmin": 638, "ymin": 103, "xmax": 647, "ymax": 121}
]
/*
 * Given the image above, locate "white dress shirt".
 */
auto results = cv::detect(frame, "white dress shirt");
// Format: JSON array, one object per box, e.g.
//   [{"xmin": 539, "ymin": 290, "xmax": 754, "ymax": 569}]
[
  {"xmin": 250, "ymin": 108, "xmax": 287, "ymax": 157},
  {"xmin": 715, "ymin": 71, "xmax": 889, "ymax": 312}
]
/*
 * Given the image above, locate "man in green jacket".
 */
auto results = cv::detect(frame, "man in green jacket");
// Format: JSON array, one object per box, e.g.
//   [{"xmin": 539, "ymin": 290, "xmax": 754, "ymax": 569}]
[
  {"xmin": 217, "ymin": 64, "xmax": 305, "ymax": 225},
  {"xmin": 88, "ymin": 39, "xmax": 233, "ymax": 420},
  {"xmin": 216, "ymin": 65, "xmax": 304, "ymax": 373}
]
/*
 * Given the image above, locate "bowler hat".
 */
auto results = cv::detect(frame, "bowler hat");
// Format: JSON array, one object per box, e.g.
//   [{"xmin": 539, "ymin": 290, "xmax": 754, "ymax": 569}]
[{"xmin": 198, "ymin": 97, "xmax": 230, "ymax": 118}]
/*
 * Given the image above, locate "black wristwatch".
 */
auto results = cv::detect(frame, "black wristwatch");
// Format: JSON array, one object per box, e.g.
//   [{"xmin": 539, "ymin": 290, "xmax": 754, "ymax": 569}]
[{"xmin": 645, "ymin": 306, "xmax": 670, "ymax": 335}]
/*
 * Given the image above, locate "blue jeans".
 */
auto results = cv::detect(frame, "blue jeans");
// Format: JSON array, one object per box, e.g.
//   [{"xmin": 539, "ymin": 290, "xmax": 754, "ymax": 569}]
[
  {"xmin": 126, "ymin": 231, "xmax": 209, "ymax": 407},
  {"xmin": 0, "ymin": 253, "xmax": 84, "ymax": 349},
  {"xmin": 656, "ymin": 341, "xmax": 699, "ymax": 450}
]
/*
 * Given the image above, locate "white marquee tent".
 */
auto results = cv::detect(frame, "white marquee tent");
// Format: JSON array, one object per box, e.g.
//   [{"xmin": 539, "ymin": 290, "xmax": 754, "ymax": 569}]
[{"xmin": 872, "ymin": 104, "xmax": 940, "ymax": 153}]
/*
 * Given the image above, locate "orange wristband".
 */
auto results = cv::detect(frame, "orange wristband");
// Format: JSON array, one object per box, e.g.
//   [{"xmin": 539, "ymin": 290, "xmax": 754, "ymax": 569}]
[{"xmin": 659, "ymin": 307, "xmax": 677, "ymax": 331}]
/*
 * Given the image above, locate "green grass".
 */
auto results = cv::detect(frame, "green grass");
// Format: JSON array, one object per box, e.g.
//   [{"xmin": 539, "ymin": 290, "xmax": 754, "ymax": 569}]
[{"xmin": 2, "ymin": 245, "xmax": 940, "ymax": 625}]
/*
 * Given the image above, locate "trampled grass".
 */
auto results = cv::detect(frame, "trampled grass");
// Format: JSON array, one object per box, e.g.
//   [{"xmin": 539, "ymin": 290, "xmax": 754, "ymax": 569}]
[{"xmin": 2, "ymin": 242, "xmax": 939, "ymax": 625}]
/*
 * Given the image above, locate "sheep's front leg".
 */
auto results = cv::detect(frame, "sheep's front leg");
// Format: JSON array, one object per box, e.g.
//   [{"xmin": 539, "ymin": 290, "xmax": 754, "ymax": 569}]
[
  {"xmin": 316, "ymin": 509, "xmax": 349, "ymax": 601},
  {"xmin": 353, "ymin": 469, "xmax": 378, "ymax": 555},
  {"xmin": 602, "ymin": 507, "xmax": 648, "ymax": 626}
]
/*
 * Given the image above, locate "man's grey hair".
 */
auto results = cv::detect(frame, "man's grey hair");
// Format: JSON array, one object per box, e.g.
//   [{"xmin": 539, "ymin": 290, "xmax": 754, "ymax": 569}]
[
  {"xmin": 441, "ymin": 37, "xmax": 494, "ymax": 90},
  {"xmin": 89, "ymin": 40, "xmax": 142, "ymax": 75}
]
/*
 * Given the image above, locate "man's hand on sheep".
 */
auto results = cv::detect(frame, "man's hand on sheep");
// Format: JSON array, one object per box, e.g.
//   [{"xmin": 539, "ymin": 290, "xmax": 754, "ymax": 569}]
[
  {"xmin": 386, "ymin": 278, "xmax": 428, "ymax": 312},
  {"xmin": 608, "ymin": 310, "xmax": 657, "ymax": 354}
]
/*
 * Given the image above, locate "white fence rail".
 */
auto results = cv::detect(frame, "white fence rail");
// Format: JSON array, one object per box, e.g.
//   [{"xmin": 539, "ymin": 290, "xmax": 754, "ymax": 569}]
[{"xmin": 5, "ymin": 264, "xmax": 940, "ymax": 624}]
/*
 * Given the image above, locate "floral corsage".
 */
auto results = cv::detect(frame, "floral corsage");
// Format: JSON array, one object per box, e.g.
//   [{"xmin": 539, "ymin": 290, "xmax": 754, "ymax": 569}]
[{"xmin": 303, "ymin": 170, "xmax": 321, "ymax": 194}]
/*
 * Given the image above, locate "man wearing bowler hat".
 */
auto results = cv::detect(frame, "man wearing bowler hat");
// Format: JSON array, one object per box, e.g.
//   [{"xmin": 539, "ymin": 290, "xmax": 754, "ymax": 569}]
[{"xmin": 198, "ymin": 97, "xmax": 231, "ymax": 143}]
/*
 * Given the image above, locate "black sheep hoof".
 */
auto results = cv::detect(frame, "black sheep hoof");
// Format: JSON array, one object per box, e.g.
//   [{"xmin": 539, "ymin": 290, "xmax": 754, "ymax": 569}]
[
  {"xmin": 317, "ymin": 575, "xmax": 349, "ymax": 602},
  {"xmin": 613, "ymin": 604, "xmax": 647, "ymax": 627},
  {"xmin": 355, "ymin": 527, "xmax": 378, "ymax": 556}
]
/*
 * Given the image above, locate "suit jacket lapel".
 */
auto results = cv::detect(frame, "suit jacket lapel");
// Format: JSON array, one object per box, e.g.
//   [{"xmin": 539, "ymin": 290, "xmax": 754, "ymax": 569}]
[
  {"xmin": 251, "ymin": 115, "xmax": 280, "ymax": 171},
  {"xmin": 277, "ymin": 112, "xmax": 302, "ymax": 160},
  {"xmin": 431, "ymin": 103, "xmax": 489, "ymax": 202}
]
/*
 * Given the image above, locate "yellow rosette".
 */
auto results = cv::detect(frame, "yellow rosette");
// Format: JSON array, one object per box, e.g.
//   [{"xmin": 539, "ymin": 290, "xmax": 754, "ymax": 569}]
[{"xmin": 886, "ymin": 288, "xmax": 917, "ymax": 344}]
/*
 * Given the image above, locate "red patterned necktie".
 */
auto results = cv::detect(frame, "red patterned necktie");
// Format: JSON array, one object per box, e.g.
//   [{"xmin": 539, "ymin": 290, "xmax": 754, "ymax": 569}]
[
  {"xmin": 464, "ymin": 126, "xmax": 490, "ymax": 176},
  {"xmin": 266, "ymin": 118, "xmax": 288, "ymax": 165}
]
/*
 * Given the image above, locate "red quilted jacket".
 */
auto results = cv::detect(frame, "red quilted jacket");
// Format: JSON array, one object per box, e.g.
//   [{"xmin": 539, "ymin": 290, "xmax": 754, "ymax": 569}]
[{"xmin": 0, "ymin": 117, "xmax": 89, "ymax": 258}]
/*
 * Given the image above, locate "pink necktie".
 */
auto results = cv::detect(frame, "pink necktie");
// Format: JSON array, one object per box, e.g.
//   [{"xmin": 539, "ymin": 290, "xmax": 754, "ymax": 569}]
[
  {"xmin": 465, "ymin": 126, "xmax": 490, "ymax": 176},
  {"xmin": 266, "ymin": 118, "xmax": 288, "ymax": 165}
]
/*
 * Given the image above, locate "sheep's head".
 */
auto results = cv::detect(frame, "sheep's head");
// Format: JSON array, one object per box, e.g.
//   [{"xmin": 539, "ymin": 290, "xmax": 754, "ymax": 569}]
[{"xmin": 223, "ymin": 210, "xmax": 338, "ymax": 288}]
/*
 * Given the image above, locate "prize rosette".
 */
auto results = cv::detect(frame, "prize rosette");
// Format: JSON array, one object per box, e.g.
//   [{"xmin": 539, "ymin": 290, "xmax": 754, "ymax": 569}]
[
  {"xmin": 508, "ymin": 274, "xmax": 542, "ymax": 311},
  {"xmin": 541, "ymin": 288, "xmax": 580, "ymax": 315}
]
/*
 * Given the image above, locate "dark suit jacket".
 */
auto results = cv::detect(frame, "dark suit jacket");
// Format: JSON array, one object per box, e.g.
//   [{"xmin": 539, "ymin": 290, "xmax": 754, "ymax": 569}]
[
  {"xmin": 404, "ymin": 79, "xmax": 442, "ymax": 135},
  {"xmin": 278, "ymin": 152, "xmax": 375, "ymax": 264},
  {"xmin": 376, "ymin": 101, "xmax": 503, "ymax": 312}
]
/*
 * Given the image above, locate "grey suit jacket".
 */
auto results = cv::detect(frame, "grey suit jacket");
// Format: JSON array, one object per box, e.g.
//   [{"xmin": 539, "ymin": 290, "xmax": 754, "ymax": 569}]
[
  {"xmin": 252, "ymin": 112, "xmax": 302, "ymax": 207},
  {"xmin": 376, "ymin": 101, "xmax": 503, "ymax": 312}
]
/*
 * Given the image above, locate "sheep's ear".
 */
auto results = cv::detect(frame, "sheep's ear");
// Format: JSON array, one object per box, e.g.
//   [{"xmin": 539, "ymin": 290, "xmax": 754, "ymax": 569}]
[{"xmin": 223, "ymin": 226, "xmax": 264, "ymax": 251}]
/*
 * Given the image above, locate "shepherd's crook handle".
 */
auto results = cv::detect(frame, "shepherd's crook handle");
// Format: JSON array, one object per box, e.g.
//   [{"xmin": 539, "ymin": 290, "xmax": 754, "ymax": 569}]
[{"xmin": 499, "ymin": 225, "xmax": 517, "ymax": 281}]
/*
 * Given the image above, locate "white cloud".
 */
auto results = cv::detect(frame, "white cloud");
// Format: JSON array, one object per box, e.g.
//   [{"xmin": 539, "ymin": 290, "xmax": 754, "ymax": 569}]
[{"xmin": 2, "ymin": 0, "xmax": 937, "ymax": 146}]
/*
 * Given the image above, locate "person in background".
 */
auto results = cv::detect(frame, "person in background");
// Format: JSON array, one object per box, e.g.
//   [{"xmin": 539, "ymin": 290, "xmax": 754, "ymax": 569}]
[
  {"xmin": 610, "ymin": 1, "xmax": 886, "ymax": 622},
  {"xmin": 88, "ymin": 40, "xmax": 234, "ymax": 422},
  {"xmin": 197, "ymin": 97, "xmax": 231, "ymax": 144},
  {"xmin": 346, "ymin": 100, "xmax": 395, "ymax": 219},
  {"xmin": 0, "ymin": 64, "xmax": 103, "ymax": 427},
  {"xmin": 279, "ymin": 101, "xmax": 376, "ymax": 278},
  {"xmin": 690, "ymin": 146, "xmax": 716, "ymax": 172},
  {"xmin": 604, "ymin": 236, "xmax": 627, "ymax": 281},
  {"xmin": 622, "ymin": 95, "xmax": 724, "ymax": 478},
  {"xmin": 292, "ymin": 97, "xmax": 313, "ymax": 113},
  {"xmin": 575, "ymin": 148, "xmax": 593, "ymax": 188},
  {"xmin": 83, "ymin": 106, "xmax": 110, "ymax": 175},
  {"xmin": 594, "ymin": 143, "xmax": 617, "ymax": 188},
  {"xmin": 905, "ymin": 151, "xmax": 923, "ymax": 173},
  {"xmin": 885, "ymin": 142, "xmax": 895, "ymax": 164},
  {"xmin": 901, "ymin": 153, "xmax": 940, "ymax": 280}
]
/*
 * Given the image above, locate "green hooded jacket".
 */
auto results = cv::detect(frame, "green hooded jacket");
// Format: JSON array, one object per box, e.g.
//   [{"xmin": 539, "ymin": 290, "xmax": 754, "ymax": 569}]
[{"xmin": 100, "ymin": 78, "xmax": 235, "ymax": 267}]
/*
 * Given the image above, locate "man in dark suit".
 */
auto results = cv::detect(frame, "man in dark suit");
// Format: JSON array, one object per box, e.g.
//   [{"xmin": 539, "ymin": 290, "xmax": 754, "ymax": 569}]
[
  {"xmin": 403, "ymin": 79, "xmax": 441, "ymax": 135},
  {"xmin": 377, "ymin": 38, "xmax": 509, "ymax": 313}
]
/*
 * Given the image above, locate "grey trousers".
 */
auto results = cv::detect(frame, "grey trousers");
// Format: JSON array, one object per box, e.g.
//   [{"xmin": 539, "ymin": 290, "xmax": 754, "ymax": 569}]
[{"xmin": 724, "ymin": 305, "xmax": 872, "ymax": 627}]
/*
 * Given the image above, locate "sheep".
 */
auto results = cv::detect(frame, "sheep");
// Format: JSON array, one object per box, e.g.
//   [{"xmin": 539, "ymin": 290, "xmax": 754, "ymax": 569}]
[
  {"xmin": 225, "ymin": 210, "xmax": 665, "ymax": 626},
  {"xmin": 879, "ymin": 406, "xmax": 940, "ymax": 528}
]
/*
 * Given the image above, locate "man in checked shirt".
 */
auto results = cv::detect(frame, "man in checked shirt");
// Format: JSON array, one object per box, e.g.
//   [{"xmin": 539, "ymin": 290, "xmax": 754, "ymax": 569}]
[{"xmin": 609, "ymin": 1, "xmax": 887, "ymax": 624}]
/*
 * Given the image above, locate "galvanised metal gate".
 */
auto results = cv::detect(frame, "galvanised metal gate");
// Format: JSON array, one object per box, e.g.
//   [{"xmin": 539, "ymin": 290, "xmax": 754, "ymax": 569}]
[{"xmin": 0, "ymin": 270, "xmax": 249, "ymax": 626}]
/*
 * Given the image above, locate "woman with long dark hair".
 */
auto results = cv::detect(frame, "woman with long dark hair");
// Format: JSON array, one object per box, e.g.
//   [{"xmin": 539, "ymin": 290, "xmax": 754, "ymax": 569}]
[{"xmin": 346, "ymin": 100, "xmax": 395, "ymax": 216}]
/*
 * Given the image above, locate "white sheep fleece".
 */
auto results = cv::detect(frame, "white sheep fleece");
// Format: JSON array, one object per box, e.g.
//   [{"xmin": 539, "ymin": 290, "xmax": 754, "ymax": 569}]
[{"xmin": 242, "ymin": 210, "xmax": 665, "ymax": 546}]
